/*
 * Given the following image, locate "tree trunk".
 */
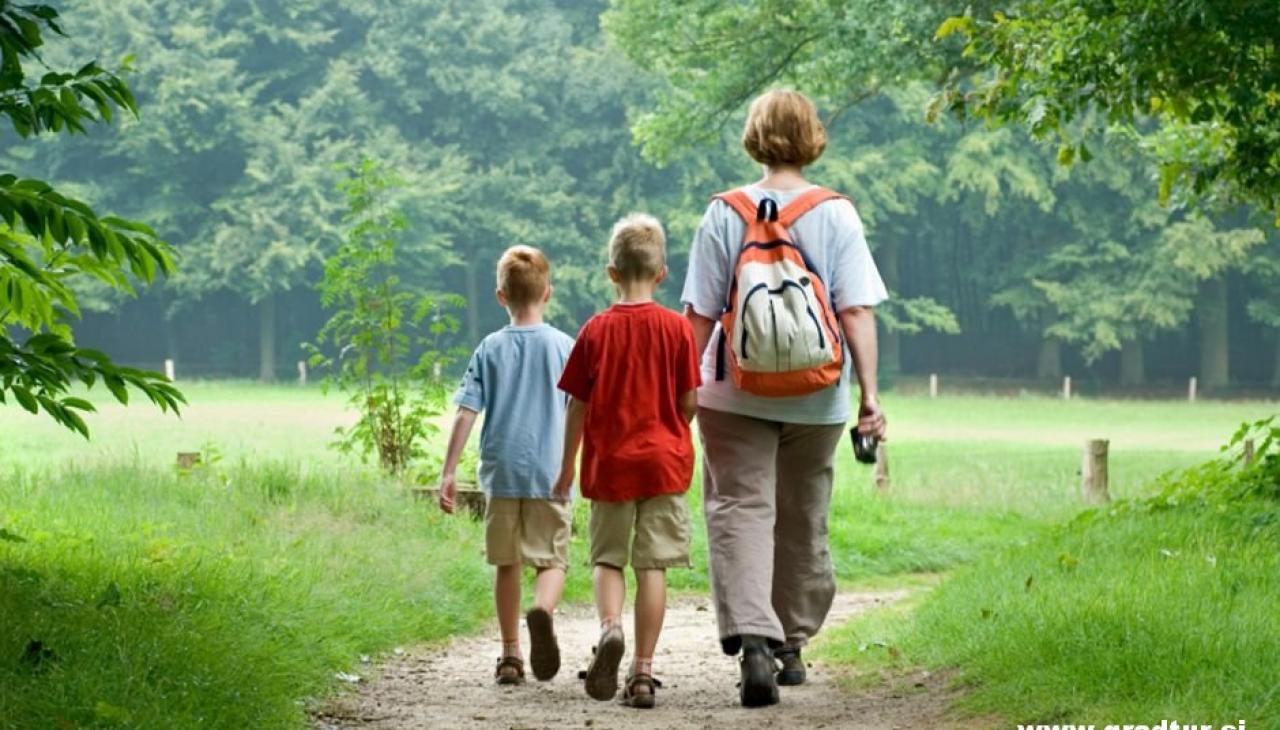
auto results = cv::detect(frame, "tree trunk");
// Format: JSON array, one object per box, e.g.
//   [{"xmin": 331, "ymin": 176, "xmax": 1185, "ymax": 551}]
[
  {"xmin": 1119, "ymin": 339, "xmax": 1145, "ymax": 386},
  {"xmin": 1198, "ymin": 277, "xmax": 1229, "ymax": 390},
  {"xmin": 1037, "ymin": 337, "xmax": 1062, "ymax": 380},
  {"xmin": 465, "ymin": 260, "xmax": 480, "ymax": 343},
  {"xmin": 878, "ymin": 243, "xmax": 901, "ymax": 375},
  {"xmin": 258, "ymin": 292, "xmax": 277, "ymax": 382}
]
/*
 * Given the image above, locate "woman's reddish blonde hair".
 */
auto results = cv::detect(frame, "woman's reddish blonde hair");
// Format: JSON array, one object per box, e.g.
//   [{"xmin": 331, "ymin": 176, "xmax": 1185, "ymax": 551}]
[{"xmin": 741, "ymin": 89, "xmax": 827, "ymax": 168}]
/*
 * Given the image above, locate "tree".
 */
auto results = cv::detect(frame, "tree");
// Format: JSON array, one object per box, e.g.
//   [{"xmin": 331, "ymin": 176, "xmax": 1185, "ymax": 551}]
[
  {"xmin": 0, "ymin": 2, "xmax": 181, "ymax": 436},
  {"xmin": 308, "ymin": 159, "xmax": 462, "ymax": 474},
  {"xmin": 934, "ymin": 1, "xmax": 1280, "ymax": 222}
]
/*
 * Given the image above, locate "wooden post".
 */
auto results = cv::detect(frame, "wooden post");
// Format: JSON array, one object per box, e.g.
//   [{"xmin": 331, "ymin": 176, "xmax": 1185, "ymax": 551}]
[
  {"xmin": 164, "ymin": 358, "xmax": 175, "ymax": 382},
  {"xmin": 873, "ymin": 442, "xmax": 890, "ymax": 492},
  {"xmin": 1188, "ymin": 376, "xmax": 1198, "ymax": 402},
  {"xmin": 297, "ymin": 360, "xmax": 307, "ymax": 386},
  {"xmin": 1081, "ymin": 439, "xmax": 1110, "ymax": 504},
  {"xmin": 1062, "ymin": 376, "xmax": 1072, "ymax": 400},
  {"xmin": 929, "ymin": 373, "xmax": 938, "ymax": 399},
  {"xmin": 1243, "ymin": 439, "xmax": 1256, "ymax": 467}
]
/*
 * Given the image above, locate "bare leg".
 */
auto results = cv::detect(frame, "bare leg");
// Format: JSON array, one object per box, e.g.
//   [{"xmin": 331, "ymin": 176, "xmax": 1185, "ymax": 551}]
[
  {"xmin": 533, "ymin": 566, "xmax": 566, "ymax": 613},
  {"xmin": 495, "ymin": 564, "xmax": 522, "ymax": 657},
  {"xmin": 594, "ymin": 564, "xmax": 625, "ymax": 630},
  {"xmin": 632, "ymin": 568, "xmax": 666, "ymax": 674}
]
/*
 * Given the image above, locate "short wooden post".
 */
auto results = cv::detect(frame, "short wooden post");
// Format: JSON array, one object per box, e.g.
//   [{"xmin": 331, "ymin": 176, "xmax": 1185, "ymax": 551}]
[
  {"xmin": 176, "ymin": 452, "xmax": 202, "ymax": 470},
  {"xmin": 1081, "ymin": 439, "xmax": 1110, "ymax": 504},
  {"xmin": 164, "ymin": 358, "xmax": 175, "ymax": 382},
  {"xmin": 1188, "ymin": 376, "xmax": 1197, "ymax": 402},
  {"xmin": 1243, "ymin": 439, "xmax": 1256, "ymax": 467},
  {"xmin": 873, "ymin": 442, "xmax": 890, "ymax": 492},
  {"xmin": 929, "ymin": 373, "xmax": 938, "ymax": 399},
  {"xmin": 297, "ymin": 360, "xmax": 307, "ymax": 386},
  {"xmin": 1062, "ymin": 376, "xmax": 1072, "ymax": 400}
]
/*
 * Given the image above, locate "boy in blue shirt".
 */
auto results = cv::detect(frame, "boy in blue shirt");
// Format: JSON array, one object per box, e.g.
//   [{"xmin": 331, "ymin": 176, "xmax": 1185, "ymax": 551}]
[{"xmin": 439, "ymin": 245, "xmax": 575, "ymax": 686}]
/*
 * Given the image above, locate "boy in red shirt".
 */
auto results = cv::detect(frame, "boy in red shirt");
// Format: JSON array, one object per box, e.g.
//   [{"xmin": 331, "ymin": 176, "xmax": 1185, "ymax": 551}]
[{"xmin": 553, "ymin": 213, "xmax": 701, "ymax": 709}]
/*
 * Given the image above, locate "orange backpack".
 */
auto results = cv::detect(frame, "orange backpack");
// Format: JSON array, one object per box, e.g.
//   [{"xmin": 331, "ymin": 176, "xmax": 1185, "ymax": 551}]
[{"xmin": 713, "ymin": 187, "xmax": 846, "ymax": 397}]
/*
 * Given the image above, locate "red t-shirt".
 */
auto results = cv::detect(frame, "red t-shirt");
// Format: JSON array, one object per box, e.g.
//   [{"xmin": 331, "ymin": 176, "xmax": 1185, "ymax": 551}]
[{"xmin": 558, "ymin": 302, "xmax": 702, "ymax": 502}]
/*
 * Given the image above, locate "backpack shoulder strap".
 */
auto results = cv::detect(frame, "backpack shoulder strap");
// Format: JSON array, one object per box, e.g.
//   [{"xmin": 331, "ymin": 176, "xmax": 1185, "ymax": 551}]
[
  {"xmin": 778, "ymin": 187, "xmax": 847, "ymax": 228},
  {"xmin": 713, "ymin": 188, "xmax": 758, "ymax": 223}
]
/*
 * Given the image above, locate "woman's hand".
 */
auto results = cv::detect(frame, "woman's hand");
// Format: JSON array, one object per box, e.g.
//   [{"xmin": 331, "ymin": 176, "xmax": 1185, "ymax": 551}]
[{"xmin": 858, "ymin": 397, "xmax": 886, "ymax": 440}]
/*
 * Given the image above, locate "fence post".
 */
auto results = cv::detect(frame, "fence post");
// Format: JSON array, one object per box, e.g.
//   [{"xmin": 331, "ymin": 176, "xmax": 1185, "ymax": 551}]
[
  {"xmin": 929, "ymin": 373, "xmax": 938, "ymax": 399},
  {"xmin": 874, "ymin": 442, "xmax": 890, "ymax": 493},
  {"xmin": 297, "ymin": 360, "xmax": 307, "ymax": 386},
  {"xmin": 1188, "ymin": 376, "xmax": 1197, "ymax": 402},
  {"xmin": 164, "ymin": 358, "xmax": 175, "ymax": 382},
  {"xmin": 1062, "ymin": 376, "xmax": 1072, "ymax": 400},
  {"xmin": 1082, "ymin": 439, "xmax": 1110, "ymax": 504},
  {"xmin": 1243, "ymin": 438, "xmax": 1256, "ymax": 467}
]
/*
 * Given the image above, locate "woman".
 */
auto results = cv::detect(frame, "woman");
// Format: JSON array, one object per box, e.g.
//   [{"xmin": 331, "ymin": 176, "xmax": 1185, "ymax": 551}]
[{"xmin": 681, "ymin": 89, "xmax": 888, "ymax": 707}]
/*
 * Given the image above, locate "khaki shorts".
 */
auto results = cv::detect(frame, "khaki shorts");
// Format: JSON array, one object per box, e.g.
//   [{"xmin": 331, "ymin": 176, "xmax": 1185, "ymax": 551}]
[
  {"xmin": 485, "ymin": 497, "xmax": 572, "ymax": 570},
  {"xmin": 589, "ymin": 493, "xmax": 692, "ymax": 570}
]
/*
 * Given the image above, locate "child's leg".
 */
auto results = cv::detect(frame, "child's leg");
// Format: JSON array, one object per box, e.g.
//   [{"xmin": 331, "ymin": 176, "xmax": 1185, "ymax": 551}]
[
  {"xmin": 533, "ymin": 566, "xmax": 566, "ymax": 613},
  {"xmin": 631, "ymin": 568, "xmax": 666, "ymax": 676},
  {"xmin": 594, "ymin": 564, "xmax": 625, "ymax": 630},
  {"xmin": 495, "ymin": 564, "xmax": 522, "ymax": 657}
]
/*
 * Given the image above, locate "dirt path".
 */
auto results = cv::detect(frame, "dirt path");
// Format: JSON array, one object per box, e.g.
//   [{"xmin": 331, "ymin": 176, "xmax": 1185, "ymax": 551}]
[{"xmin": 315, "ymin": 590, "xmax": 975, "ymax": 730}]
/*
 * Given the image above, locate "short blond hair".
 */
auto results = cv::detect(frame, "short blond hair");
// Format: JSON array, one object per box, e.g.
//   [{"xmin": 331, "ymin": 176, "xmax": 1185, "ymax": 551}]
[
  {"xmin": 741, "ymin": 89, "xmax": 827, "ymax": 168},
  {"xmin": 496, "ymin": 245, "xmax": 550, "ymax": 308},
  {"xmin": 608, "ymin": 213, "xmax": 666, "ymax": 282}
]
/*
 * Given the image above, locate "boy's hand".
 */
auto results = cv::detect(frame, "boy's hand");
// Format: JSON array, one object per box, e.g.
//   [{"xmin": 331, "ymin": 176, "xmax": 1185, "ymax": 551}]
[
  {"xmin": 551, "ymin": 470, "xmax": 573, "ymax": 504},
  {"xmin": 438, "ymin": 472, "xmax": 458, "ymax": 514}
]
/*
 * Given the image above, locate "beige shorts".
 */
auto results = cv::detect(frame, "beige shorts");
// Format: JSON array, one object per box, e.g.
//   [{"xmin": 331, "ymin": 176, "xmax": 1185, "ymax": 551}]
[
  {"xmin": 589, "ymin": 493, "xmax": 692, "ymax": 570},
  {"xmin": 485, "ymin": 497, "xmax": 572, "ymax": 570}
]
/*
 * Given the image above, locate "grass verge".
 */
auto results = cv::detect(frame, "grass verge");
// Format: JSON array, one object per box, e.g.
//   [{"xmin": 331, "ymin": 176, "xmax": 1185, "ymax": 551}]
[{"xmin": 814, "ymin": 422, "xmax": 1280, "ymax": 727}]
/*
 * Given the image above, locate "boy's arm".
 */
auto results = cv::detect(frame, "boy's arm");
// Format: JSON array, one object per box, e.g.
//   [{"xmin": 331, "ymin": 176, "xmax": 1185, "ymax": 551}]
[
  {"xmin": 552, "ymin": 397, "xmax": 587, "ymax": 502},
  {"xmin": 438, "ymin": 406, "xmax": 479, "ymax": 514},
  {"xmin": 678, "ymin": 389, "xmax": 698, "ymax": 423}
]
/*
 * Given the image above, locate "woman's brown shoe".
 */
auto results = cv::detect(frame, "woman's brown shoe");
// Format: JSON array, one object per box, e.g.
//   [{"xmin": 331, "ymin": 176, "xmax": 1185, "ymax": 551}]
[{"xmin": 495, "ymin": 656, "xmax": 525, "ymax": 685}]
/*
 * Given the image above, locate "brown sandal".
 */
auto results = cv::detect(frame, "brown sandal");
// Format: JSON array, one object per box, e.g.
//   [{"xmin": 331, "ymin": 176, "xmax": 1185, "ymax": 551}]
[
  {"xmin": 495, "ymin": 656, "xmax": 525, "ymax": 685},
  {"xmin": 621, "ymin": 673, "xmax": 661, "ymax": 709}
]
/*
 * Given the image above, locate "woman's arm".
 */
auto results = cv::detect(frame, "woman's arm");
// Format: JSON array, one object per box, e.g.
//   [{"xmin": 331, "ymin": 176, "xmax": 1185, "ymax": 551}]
[
  {"xmin": 840, "ymin": 306, "xmax": 886, "ymax": 439},
  {"xmin": 687, "ymin": 309, "xmax": 716, "ymax": 359}
]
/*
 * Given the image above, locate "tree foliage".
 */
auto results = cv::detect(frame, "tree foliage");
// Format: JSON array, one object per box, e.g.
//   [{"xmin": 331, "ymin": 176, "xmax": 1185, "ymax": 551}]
[
  {"xmin": 935, "ymin": 1, "xmax": 1280, "ymax": 221},
  {"xmin": 0, "ymin": 2, "xmax": 181, "ymax": 436}
]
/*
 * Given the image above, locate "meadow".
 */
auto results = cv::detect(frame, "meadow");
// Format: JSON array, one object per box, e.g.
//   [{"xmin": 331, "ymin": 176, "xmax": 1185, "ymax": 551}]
[{"xmin": 0, "ymin": 383, "xmax": 1274, "ymax": 728}]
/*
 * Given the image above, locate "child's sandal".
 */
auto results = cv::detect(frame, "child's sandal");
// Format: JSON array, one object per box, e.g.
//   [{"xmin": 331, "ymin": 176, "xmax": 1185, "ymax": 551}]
[
  {"xmin": 494, "ymin": 656, "xmax": 525, "ymax": 685},
  {"xmin": 621, "ymin": 673, "xmax": 661, "ymax": 709}
]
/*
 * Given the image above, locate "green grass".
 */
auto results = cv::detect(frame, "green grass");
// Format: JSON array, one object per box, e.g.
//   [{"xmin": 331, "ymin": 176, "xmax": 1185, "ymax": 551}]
[
  {"xmin": 0, "ymin": 383, "xmax": 1273, "ymax": 728},
  {"xmin": 813, "ymin": 455, "xmax": 1280, "ymax": 727}
]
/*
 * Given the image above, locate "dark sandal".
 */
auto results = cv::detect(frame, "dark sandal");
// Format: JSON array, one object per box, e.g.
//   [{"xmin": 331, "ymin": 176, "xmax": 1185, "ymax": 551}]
[
  {"xmin": 526, "ymin": 607, "xmax": 561, "ymax": 681},
  {"xmin": 495, "ymin": 656, "xmax": 525, "ymax": 685},
  {"xmin": 582, "ymin": 627, "xmax": 625, "ymax": 701},
  {"xmin": 621, "ymin": 673, "xmax": 661, "ymax": 709}
]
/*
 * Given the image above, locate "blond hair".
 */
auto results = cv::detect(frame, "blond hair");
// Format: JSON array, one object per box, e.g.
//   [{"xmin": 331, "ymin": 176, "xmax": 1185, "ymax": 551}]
[
  {"xmin": 496, "ymin": 245, "xmax": 550, "ymax": 308},
  {"xmin": 741, "ymin": 89, "xmax": 827, "ymax": 168},
  {"xmin": 608, "ymin": 213, "xmax": 666, "ymax": 282}
]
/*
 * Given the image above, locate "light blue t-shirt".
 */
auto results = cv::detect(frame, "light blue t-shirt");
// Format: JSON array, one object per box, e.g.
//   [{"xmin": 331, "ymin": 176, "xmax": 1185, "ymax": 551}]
[
  {"xmin": 681, "ymin": 185, "xmax": 888, "ymax": 425},
  {"xmin": 453, "ymin": 323, "xmax": 575, "ymax": 499}
]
